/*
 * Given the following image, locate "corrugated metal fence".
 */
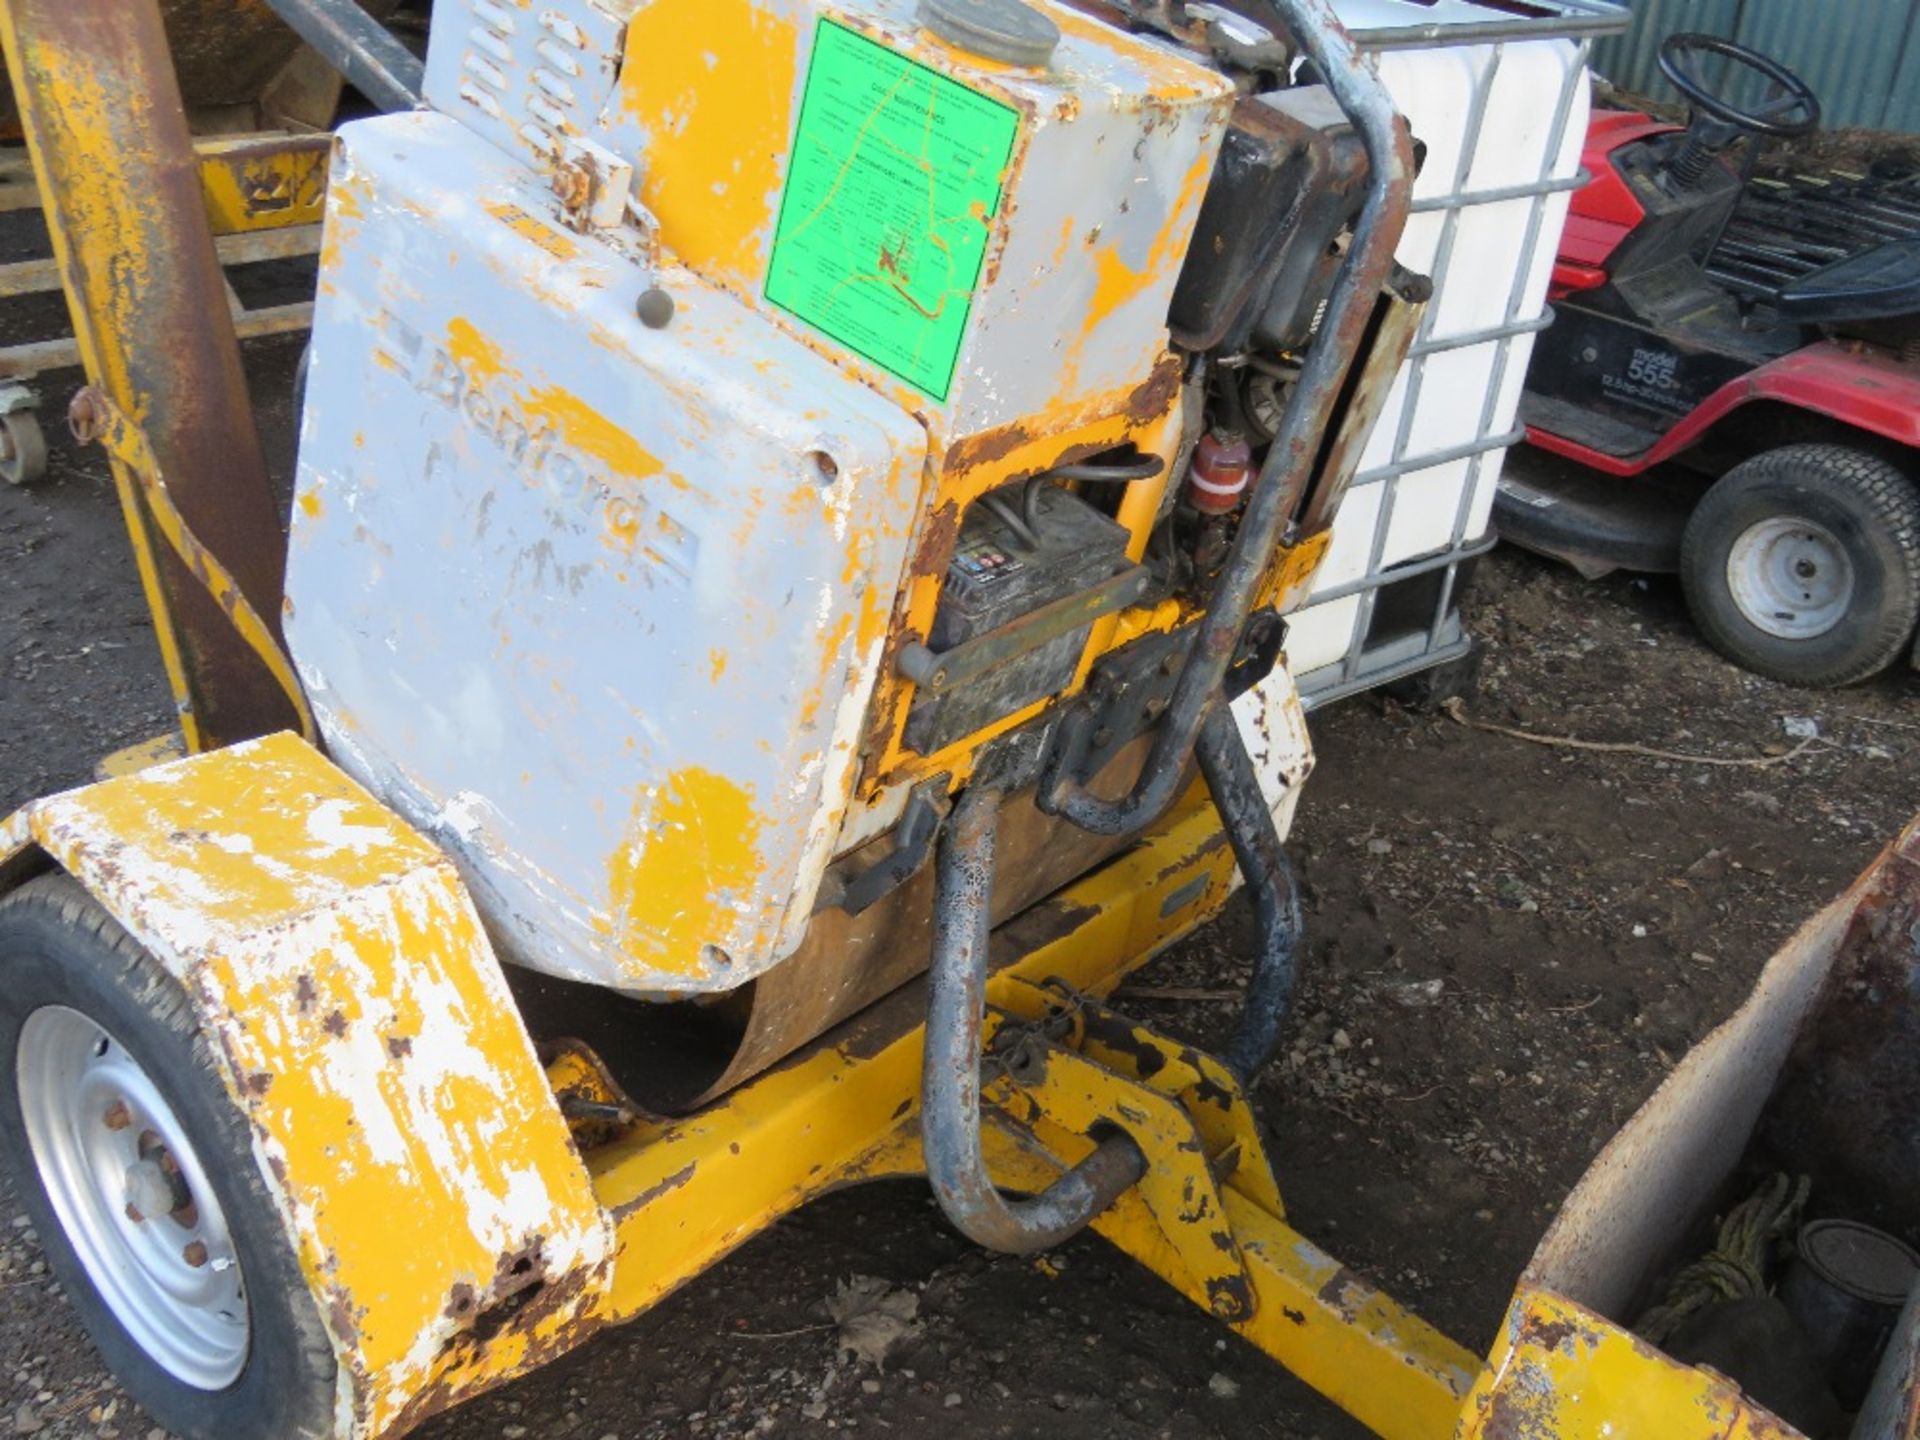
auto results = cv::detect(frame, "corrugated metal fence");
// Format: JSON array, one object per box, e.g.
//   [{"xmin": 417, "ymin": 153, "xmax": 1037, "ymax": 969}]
[{"xmin": 1592, "ymin": 0, "xmax": 1920, "ymax": 133}]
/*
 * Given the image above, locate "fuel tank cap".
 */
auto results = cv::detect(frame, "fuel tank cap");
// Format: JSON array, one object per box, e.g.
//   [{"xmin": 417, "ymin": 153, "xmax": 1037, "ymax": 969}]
[{"xmin": 917, "ymin": 0, "xmax": 1060, "ymax": 67}]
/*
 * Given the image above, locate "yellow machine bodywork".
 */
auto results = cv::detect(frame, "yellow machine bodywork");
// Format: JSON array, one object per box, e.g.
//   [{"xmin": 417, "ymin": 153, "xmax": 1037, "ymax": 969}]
[
  {"xmin": 13, "ymin": 745, "xmax": 1905, "ymax": 1439},
  {"xmin": 1, "ymin": 736, "xmax": 614, "ymax": 1437},
  {"xmin": 0, "ymin": 725, "xmax": 1485, "ymax": 1440},
  {"xmin": 2, "ymin": 0, "xmax": 1912, "ymax": 1436}
]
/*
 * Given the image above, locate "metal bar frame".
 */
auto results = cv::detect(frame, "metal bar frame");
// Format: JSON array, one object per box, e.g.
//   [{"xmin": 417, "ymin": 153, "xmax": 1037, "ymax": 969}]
[
  {"xmin": 259, "ymin": 0, "xmax": 424, "ymax": 114},
  {"xmin": 581, "ymin": 786, "xmax": 1483, "ymax": 1440},
  {"xmin": 1307, "ymin": 16, "xmax": 1606, "ymax": 703},
  {"xmin": 0, "ymin": 224, "xmax": 322, "ymax": 378},
  {"xmin": 1040, "ymin": 0, "xmax": 1416, "ymax": 835},
  {"xmin": 1350, "ymin": 0, "xmax": 1625, "ymax": 51},
  {"xmin": 0, "ymin": 0, "xmax": 305, "ymax": 749}
]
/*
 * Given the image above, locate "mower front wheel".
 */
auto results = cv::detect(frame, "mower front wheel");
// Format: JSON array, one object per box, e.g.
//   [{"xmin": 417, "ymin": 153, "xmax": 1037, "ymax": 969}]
[
  {"xmin": 1680, "ymin": 443, "xmax": 1920, "ymax": 686},
  {"xmin": 0, "ymin": 875, "xmax": 337, "ymax": 1440}
]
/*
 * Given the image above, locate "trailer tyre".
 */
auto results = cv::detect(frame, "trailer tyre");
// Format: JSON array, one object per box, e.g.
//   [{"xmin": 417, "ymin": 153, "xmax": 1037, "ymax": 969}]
[
  {"xmin": 0, "ymin": 874, "xmax": 336, "ymax": 1440},
  {"xmin": 1680, "ymin": 443, "xmax": 1920, "ymax": 686}
]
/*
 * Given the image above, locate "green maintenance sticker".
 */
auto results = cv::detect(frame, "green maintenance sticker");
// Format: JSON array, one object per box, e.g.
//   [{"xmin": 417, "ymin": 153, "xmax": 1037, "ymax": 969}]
[{"xmin": 766, "ymin": 19, "xmax": 1020, "ymax": 402}]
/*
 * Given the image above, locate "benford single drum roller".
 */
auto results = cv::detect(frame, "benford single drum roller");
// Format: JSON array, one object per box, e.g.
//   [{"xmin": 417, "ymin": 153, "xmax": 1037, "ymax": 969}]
[{"xmin": 21, "ymin": 5, "xmax": 1907, "ymax": 1440}]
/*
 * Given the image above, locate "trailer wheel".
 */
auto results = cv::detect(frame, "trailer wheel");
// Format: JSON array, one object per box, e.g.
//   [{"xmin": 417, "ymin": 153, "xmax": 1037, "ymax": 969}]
[
  {"xmin": 0, "ymin": 410, "xmax": 48, "ymax": 487},
  {"xmin": 1680, "ymin": 443, "xmax": 1920, "ymax": 687},
  {"xmin": 0, "ymin": 875, "xmax": 335, "ymax": 1440}
]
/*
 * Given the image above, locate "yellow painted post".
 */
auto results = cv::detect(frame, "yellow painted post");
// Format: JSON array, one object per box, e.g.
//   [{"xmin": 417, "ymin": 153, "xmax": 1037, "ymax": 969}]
[{"xmin": 0, "ymin": 0, "xmax": 304, "ymax": 749}]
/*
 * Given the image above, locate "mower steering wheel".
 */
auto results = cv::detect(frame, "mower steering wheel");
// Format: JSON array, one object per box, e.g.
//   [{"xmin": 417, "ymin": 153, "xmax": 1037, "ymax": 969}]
[{"xmin": 1658, "ymin": 33, "xmax": 1820, "ymax": 139}]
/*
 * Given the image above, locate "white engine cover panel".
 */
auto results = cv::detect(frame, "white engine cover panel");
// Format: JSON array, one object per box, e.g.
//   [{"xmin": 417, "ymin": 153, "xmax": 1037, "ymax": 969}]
[{"xmin": 288, "ymin": 111, "xmax": 929, "ymax": 995}]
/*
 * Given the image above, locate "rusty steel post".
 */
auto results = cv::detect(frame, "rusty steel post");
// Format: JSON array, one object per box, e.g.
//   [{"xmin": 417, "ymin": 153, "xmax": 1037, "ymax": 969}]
[
  {"xmin": 0, "ymin": 0, "xmax": 303, "ymax": 749},
  {"xmin": 920, "ymin": 783, "xmax": 1148, "ymax": 1255}
]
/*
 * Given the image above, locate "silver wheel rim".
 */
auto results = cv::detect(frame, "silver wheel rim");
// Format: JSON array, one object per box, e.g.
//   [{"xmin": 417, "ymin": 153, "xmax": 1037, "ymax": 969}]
[
  {"xmin": 17, "ymin": 1006, "xmax": 249, "ymax": 1389},
  {"xmin": 1726, "ymin": 515, "xmax": 1855, "ymax": 640}
]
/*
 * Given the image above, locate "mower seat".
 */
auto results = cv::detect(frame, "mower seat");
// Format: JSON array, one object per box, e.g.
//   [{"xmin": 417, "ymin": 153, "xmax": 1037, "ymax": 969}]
[{"xmin": 1774, "ymin": 238, "xmax": 1920, "ymax": 323}]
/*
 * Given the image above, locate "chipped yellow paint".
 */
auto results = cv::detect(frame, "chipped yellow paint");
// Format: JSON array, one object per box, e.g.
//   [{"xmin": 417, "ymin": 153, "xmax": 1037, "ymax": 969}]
[
  {"xmin": 619, "ymin": 0, "xmax": 800, "ymax": 296},
  {"xmin": 0, "ymin": 22, "xmax": 202, "ymax": 747},
  {"xmin": 4, "ymin": 736, "xmax": 612, "ymax": 1439},
  {"xmin": 482, "ymin": 200, "xmax": 581, "ymax": 263},
  {"xmin": 1265, "ymin": 527, "xmax": 1336, "ymax": 614},
  {"xmin": 606, "ymin": 766, "xmax": 765, "ymax": 978},
  {"xmin": 1045, "ymin": 4, "xmax": 1236, "ymax": 101},
  {"xmin": 1061, "ymin": 139, "xmax": 1221, "ymax": 398},
  {"xmin": 1458, "ymin": 1288, "xmax": 1805, "ymax": 1440},
  {"xmin": 589, "ymin": 781, "xmax": 1243, "ymax": 1312},
  {"xmin": 194, "ymin": 133, "xmax": 330, "ymax": 236},
  {"xmin": 445, "ymin": 316, "xmax": 517, "ymax": 391},
  {"xmin": 94, "ymin": 730, "xmax": 187, "ymax": 780},
  {"xmin": 864, "ymin": 370, "xmax": 1186, "ymax": 790},
  {"xmin": 524, "ymin": 384, "xmax": 671, "ymax": 488}
]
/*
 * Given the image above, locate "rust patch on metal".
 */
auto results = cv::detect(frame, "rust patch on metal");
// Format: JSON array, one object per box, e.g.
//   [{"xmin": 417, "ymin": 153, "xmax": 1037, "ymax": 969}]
[
  {"xmin": 1481, "ymin": 1387, "xmax": 1551, "ymax": 1440},
  {"xmin": 1315, "ymin": 1266, "xmax": 1371, "ymax": 1319},
  {"xmin": 628, "ymin": 1160, "xmax": 698, "ymax": 1210},
  {"xmin": 322, "ymin": 1008, "xmax": 347, "ymax": 1039},
  {"xmin": 1528, "ymin": 1316, "xmax": 1579, "ymax": 1354},
  {"xmin": 1760, "ymin": 831, "xmax": 1920, "ymax": 1235},
  {"xmin": 386, "ymin": 1034, "xmax": 413, "ymax": 1060},
  {"xmin": 390, "ymin": 1246, "xmax": 606, "ymax": 1438},
  {"xmin": 944, "ymin": 422, "xmax": 1039, "ymax": 477},
  {"xmin": 1123, "ymin": 353, "xmax": 1183, "ymax": 428}
]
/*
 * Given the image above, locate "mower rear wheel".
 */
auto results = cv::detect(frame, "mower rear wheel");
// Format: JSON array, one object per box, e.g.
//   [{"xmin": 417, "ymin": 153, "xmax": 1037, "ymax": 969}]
[
  {"xmin": 1680, "ymin": 444, "xmax": 1920, "ymax": 686},
  {"xmin": 0, "ymin": 875, "xmax": 336, "ymax": 1440}
]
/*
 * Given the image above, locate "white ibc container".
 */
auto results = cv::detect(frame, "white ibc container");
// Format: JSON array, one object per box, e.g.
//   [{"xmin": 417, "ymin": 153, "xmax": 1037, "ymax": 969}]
[{"xmin": 1286, "ymin": 0, "xmax": 1621, "ymax": 703}]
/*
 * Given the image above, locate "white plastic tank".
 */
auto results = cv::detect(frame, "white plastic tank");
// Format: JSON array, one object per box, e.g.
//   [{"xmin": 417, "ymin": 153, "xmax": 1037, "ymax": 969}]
[{"xmin": 1285, "ymin": 0, "xmax": 1614, "ymax": 702}]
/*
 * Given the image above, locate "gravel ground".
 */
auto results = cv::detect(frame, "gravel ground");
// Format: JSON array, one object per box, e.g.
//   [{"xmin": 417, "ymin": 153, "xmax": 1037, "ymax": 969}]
[{"xmin": 1, "ymin": 347, "xmax": 1916, "ymax": 1438}]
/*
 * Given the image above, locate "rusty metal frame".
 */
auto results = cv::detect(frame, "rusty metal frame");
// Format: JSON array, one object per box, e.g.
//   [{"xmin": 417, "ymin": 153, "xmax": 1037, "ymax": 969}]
[
  {"xmin": 0, "ymin": 0, "xmax": 308, "ymax": 750},
  {"xmin": 1038, "ymin": 0, "xmax": 1416, "ymax": 836}
]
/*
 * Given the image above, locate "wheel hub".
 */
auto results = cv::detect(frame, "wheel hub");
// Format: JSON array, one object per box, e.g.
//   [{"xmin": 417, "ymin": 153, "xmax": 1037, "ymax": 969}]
[
  {"xmin": 16, "ymin": 1006, "xmax": 249, "ymax": 1390},
  {"xmin": 1725, "ymin": 516, "xmax": 1856, "ymax": 641}
]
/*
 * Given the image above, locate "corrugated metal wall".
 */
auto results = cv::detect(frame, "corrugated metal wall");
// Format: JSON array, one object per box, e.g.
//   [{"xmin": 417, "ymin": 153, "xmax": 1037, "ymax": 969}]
[{"xmin": 1592, "ymin": 0, "xmax": 1920, "ymax": 133}]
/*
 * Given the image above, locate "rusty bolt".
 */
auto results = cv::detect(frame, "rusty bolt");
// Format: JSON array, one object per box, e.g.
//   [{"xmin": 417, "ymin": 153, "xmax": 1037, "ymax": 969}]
[
  {"xmin": 1210, "ymin": 1290, "xmax": 1250, "ymax": 1322},
  {"xmin": 635, "ymin": 287, "xmax": 675, "ymax": 329},
  {"xmin": 102, "ymin": 1100, "xmax": 132, "ymax": 1131},
  {"xmin": 66, "ymin": 387, "xmax": 108, "ymax": 445},
  {"xmin": 183, "ymin": 1240, "xmax": 209, "ymax": 1268},
  {"xmin": 551, "ymin": 159, "xmax": 592, "ymax": 211}
]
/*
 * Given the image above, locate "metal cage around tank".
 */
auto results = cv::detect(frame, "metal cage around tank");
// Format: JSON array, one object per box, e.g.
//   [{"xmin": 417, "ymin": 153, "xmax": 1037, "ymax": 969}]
[{"xmin": 1286, "ymin": 0, "xmax": 1628, "ymax": 709}]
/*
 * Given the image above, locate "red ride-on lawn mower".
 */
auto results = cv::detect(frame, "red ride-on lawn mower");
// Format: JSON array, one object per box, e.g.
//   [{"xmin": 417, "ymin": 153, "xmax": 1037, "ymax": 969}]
[{"xmin": 1498, "ymin": 32, "xmax": 1920, "ymax": 687}]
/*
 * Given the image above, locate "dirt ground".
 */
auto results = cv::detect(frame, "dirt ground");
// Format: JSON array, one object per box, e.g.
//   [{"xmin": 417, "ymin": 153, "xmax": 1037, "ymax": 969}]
[{"xmin": 0, "ymin": 339, "xmax": 1916, "ymax": 1439}]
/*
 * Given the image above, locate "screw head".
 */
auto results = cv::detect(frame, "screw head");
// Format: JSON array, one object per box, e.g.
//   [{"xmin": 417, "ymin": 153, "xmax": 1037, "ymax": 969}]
[{"xmin": 636, "ymin": 287, "xmax": 676, "ymax": 329}]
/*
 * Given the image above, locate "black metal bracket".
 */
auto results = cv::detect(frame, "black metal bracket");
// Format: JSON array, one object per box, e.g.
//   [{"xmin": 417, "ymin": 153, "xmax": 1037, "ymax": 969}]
[
  {"xmin": 895, "ymin": 564, "xmax": 1157, "ymax": 697},
  {"xmin": 814, "ymin": 779, "xmax": 951, "ymax": 917},
  {"xmin": 1041, "ymin": 610, "xmax": 1287, "ymax": 804}
]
